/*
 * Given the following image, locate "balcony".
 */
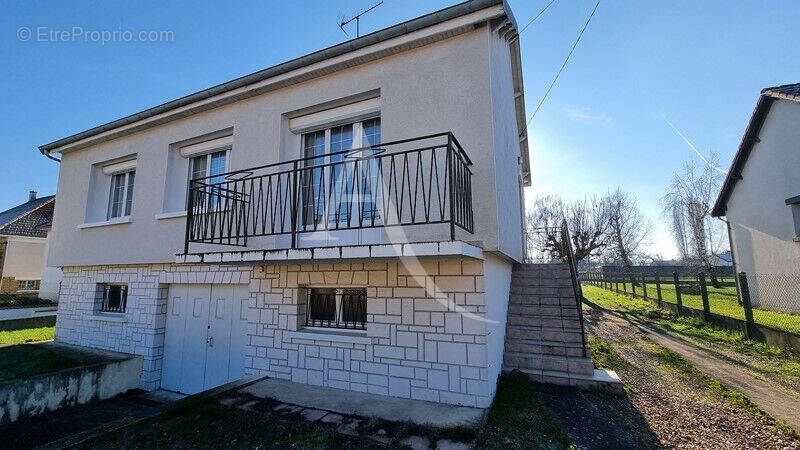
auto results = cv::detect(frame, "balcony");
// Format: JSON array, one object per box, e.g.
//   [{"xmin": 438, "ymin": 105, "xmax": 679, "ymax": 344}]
[{"xmin": 180, "ymin": 133, "xmax": 475, "ymax": 263}]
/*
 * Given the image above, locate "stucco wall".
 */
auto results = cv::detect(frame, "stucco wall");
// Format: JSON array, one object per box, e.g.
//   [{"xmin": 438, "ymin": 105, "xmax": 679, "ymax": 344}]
[
  {"xmin": 47, "ymin": 26, "xmax": 522, "ymax": 267},
  {"xmin": 482, "ymin": 252, "xmax": 511, "ymax": 399},
  {"xmin": 726, "ymin": 98, "xmax": 800, "ymax": 310}
]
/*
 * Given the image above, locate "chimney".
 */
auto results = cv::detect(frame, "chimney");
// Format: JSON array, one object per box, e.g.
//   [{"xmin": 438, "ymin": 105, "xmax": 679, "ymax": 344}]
[{"xmin": 29, "ymin": 190, "xmax": 37, "ymax": 202}]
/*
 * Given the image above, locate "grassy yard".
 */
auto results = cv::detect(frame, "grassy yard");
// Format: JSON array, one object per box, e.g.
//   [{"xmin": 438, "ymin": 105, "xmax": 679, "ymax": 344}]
[
  {"xmin": 593, "ymin": 281, "xmax": 800, "ymax": 336},
  {"xmin": 582, "ymin": 285, "xmax": 800, "ymax": 384},
  {"xmin": 83, "ymin": 371, "xmax": 573, "ymax": 449},
  {"xmin": 0, "ymin": 325, "xmax": 55, "ymax": 345},
  {"xmin": 0, "ymin": 344, "xmax": 81, "ymax": 382}
]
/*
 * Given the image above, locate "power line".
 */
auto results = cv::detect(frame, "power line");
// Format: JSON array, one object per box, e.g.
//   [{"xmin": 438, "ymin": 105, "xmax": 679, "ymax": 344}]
[
  {"xmin": 527, "ymin": 0, "xmax": 601, "ymax": 127},
  {"xmin": 519, "ymin": 0, "xmax": 558, "ymax": 34}
]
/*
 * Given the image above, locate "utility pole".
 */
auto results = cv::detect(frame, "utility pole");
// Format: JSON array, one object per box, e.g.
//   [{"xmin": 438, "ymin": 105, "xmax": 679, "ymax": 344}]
[{"xmin": 339, "ymin": 1, "xmax": 384, "ymax": 37}]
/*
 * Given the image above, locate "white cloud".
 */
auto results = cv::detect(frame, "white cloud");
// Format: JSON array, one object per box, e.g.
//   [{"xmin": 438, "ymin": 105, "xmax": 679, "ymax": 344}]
[{"xmin": 561, "ymin": 105, "xmax": 613, "ymax": 125}]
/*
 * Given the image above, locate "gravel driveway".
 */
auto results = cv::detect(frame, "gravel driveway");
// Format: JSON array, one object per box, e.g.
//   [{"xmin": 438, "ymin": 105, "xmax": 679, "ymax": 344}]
[{"xmin": 582, "ymin": 304, "xmax": 800, "ymax": 449}]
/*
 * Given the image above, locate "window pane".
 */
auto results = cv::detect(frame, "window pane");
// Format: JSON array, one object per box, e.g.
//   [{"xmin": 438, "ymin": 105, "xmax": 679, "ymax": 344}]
[
  {"xmin": 209, "ymin": 151, "xmax": 227, "ymax": 181},
  {"xmin": 361, "ymin": 118, "xmax": 381, "ymax": 220},
  {"xmin": 302, "ymin": 131, "xmax": 326, "ymax": 227},
  {"xmin": 124, "ymin": 171, "xmax": 135, "ymax": 216},
  {"xmin": 341, "ymin": 289, "xmax": 367, "ymax": 327},
  {"xmin": 329, "ymin": 125, "xmax": 353, "ymax": 222},
  {"xmin": 307, "ymin": 288, "xmax": 336, "ymax": 325},
  {"xmin": 108, "ymin": 173, "xmax": 125, "ymax": 218},
  {"xmin": 190, "ymin": 155, "xmax": 207, "ymax": 181},
  {"xmin": 102, "ymin": 285, "xmax": 127, "ymax": 313}
]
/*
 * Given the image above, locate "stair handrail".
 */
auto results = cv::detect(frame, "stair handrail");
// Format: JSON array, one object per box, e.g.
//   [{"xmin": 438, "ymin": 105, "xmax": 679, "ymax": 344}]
[{"xmin": 561, "ymin": 219, "xmax": 588, "ymax": 357}]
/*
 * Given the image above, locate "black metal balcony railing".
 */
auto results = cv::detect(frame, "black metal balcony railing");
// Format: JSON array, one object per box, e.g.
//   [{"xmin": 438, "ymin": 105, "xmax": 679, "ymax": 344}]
[{"xmin": 184, "ymin": 132, "xmax": 474, "ymax": 253}]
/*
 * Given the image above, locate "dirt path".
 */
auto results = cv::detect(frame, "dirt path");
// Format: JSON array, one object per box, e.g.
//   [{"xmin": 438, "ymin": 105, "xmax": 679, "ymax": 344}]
[
  {"xmin": 625, "ymin": 314, "xmax": 800, "ymax": 430},
  {"xmin": 583, "ymin": 305, "xmax": 800, "ymax": 449}
]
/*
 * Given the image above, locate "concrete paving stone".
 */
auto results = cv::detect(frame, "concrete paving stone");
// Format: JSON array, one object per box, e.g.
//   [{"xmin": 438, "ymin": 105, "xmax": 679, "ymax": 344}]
[
  {"xmin": 368, "ymin": 434, "xmax": 392, "ymax": 445},
  {"xmin": 300, "ymin": 408, "xmax": 328, "ymax": 422},
  {"xmin": 239, "ymin": 400, "xmax": 259, "ymax": 412},
  {"xmin": 436, "ymin": 439, "xmax": 473, "ymax": 450},
  {"xmin": 401, "ymin": 435, "xmax": 431, "ymax": 450},
  {"xmin": 320, "ymin": 413, "xmax": 344, "ymax": 424},
  {"xmin": 336, "ymin": 418, "xmax": 361, "ymax": 436}
]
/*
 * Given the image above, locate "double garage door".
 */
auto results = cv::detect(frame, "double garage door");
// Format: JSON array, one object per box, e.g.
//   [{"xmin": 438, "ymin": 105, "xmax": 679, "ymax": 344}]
[{"xmin": 161, "ymin": 284, "xmax": 249, "ymax": 394}]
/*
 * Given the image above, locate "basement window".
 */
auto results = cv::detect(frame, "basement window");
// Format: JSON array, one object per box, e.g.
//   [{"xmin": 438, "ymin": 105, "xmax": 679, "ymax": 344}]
[
  {"xmin": 99, "ymin": 284, "xmax": 128, "ymax": 313},
  {"xmin": 305, "ymin": 288, "xmax": 366, "ymax": 330}
]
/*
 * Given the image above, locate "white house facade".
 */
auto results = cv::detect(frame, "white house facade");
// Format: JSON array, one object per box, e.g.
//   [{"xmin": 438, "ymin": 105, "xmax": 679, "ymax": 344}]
[
  {"xmin": 38, "ymin": 0, "xmax": 592, "ymax": 409},
  {"xmin": 712, "ymin": 83, "xmax": 800, "ymax": 314}
]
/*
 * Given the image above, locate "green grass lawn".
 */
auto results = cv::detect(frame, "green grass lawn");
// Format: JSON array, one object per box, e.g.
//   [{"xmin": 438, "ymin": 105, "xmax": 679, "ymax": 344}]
[
  {"xmin": 0, "ymin": 325, "xmax": 55, "ymax": 345},
  {"xmin": 592, "ymin": 281, "xmax": 800, "ymax": 335},
  {"xmin": 0, "ymin": 344, "xmax": 81, "ymax": 382},
  {"xmin": 84, "ymin": 371, "xmax": 573, "ymax": 449}
]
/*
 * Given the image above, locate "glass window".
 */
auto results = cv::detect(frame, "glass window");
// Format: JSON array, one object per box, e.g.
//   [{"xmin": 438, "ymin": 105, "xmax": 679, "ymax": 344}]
[
  {"xmin": 17, "ymin": 280, "xmax": 39, "ymax": 291},
  {"xmin": 360, "ymin": 118, "xmax": 381, "ymax": 220},
  {"xmin": 100, "ymin": 284, "xmax": 128, "ymax": 313},
  {"xmin": 305, "ymin": 287, "xmax": 366, "ymax": 330},
  {"xmin": 108, "ymin": 171, "xmax": 135, "ymax": 219}
]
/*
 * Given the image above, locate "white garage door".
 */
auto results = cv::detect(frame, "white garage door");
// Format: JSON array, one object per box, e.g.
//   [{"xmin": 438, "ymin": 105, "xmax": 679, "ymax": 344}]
[{"xmin": 161, "ymin": 284, "xmax": 249, "ymax": 394}]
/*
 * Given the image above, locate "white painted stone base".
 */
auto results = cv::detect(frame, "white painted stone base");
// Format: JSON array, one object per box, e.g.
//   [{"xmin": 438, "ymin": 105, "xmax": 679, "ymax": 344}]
[{"xmin": 55, "ymin": 257, "xmax": 509, "ymax": 408}]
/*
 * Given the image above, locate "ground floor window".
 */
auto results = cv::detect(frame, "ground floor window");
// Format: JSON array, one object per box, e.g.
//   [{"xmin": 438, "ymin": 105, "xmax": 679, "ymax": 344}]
[
  {"xmin": 305, "ymin": 287, "xmax": 366, "ymax": 330},
  {"xmin": 17, "ymin": 280, "xmax": 39, "ymax": 291},
  {"xmin": 99, "ymin": 284, "xmax": 128, "ymax": 313}
]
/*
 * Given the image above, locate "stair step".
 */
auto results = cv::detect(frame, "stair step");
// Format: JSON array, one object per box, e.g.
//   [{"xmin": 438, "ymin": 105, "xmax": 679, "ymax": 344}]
[{"xmin": 503, "ymin": 351, "xmax": 594, "ymax": 375}]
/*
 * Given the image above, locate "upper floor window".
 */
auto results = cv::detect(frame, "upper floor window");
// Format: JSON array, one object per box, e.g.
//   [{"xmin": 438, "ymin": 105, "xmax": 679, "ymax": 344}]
[
  {"xmin": 108, "ymin": 170, "xmax": 135, "ymax": 219},
  {"xmin": 300, "ymin": 118, "xmax": 381, "ymax": 227},
  {"xmin": 189, "ymin": 150, "xmax": 227, "ymax": 184}
]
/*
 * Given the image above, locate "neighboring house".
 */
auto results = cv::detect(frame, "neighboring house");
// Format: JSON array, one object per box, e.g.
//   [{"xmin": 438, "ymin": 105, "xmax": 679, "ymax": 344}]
[
  {"xmin": 712, "ymin": 83, "xmax": 800, "ymax": 314},
  {"xmin": 0, "ymin": 191, "xmax": 61, "ymax": 298},
  {"xmin": 40, "ymin": 1, "xmax": 595, "ymax": 407}
]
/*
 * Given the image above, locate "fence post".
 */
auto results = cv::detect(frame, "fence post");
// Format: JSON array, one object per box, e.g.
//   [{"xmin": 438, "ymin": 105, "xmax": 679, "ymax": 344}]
[
  {"xmin": 673, "ymin": 271, "xmax": 682, "ymax": 312},
  {"xmin": 738, "ymin": 272, "xmax": 756, "ymax": 339},
  {"xmin": 622, "ymin": 276, "xmax": 627, "ymax": 294},
  {"xmin": 642, "ymin": 273, "xmax": 648, "ymax": 299},
  {"xmin": 655, "ymin": 273, "xmax": 662, "ymax": 307},
  {"xmin": 631, "ymin": 274, "xmax": 637, "ymax": 297},
  {"xmin": 699, "ymin": 272, "xmax": 710, "ymax": 322}
]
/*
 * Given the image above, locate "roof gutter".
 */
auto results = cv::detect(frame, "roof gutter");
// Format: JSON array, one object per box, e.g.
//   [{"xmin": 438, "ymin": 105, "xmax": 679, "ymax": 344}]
[
  {"xmin": 710, "ymin": 94, "xmax": 773, "ymax": 217},
  {"xmin": 40, "ymin": 148, "xmax": 61, "ymax": 163}
]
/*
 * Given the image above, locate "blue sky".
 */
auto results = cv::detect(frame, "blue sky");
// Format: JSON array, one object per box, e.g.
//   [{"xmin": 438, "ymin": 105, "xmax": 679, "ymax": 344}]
[{"xmin": 2, "ymin": 0, "xmax": 799, "ymax": 257}]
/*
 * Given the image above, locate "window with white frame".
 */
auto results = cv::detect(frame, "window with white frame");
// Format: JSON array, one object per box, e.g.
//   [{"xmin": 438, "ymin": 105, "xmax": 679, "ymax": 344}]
[
  {"xmin": 305, "ymin": 287, "xmax": 367, "ymax": 330},
  {"xmin": 17, "ymin": 280, "xmax": 39, "ymax": 291},
  {"xmin": 107, "ymin": 170, "xmax": 135, "ymax": 219},
  {"xmin": 300, "ymin": 117, "xmax": 381, "ymax": 227},
  {"xmin": 188, "ymin": 150, "xmax": 228, "ymax": 208},
  {"xmin": 99, "ymin": 284, "xmax": 128, "ymax": 313}
]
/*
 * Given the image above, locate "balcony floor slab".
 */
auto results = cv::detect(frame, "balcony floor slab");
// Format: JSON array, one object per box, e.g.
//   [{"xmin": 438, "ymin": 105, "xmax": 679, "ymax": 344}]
[{"xmin": 176, "ymin": 240, "xmax": 483, "ymax": 265}]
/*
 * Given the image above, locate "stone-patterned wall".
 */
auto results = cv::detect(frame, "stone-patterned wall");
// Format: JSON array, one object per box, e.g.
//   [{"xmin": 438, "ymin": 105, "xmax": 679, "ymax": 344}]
[
  {"xmin": 247, "ymin": 258, "xmax": 493, "ymax": 408},
  {"xmin": 55, "ymin": 264, "xmax": 251, "ymax": 389},
  {"xmin": 55, "ymin": 258, "xmax": 494, "ymax": 407},
  {"xmin": 0, "ymin": 277, "xmax": 19, "ymax": 294}
]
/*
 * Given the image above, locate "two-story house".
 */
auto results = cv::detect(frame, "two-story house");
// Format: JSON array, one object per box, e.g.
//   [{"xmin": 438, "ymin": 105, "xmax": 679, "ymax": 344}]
[{"xmin": 41, "ymin": 0, "xmax": 597, "ymax": 408}]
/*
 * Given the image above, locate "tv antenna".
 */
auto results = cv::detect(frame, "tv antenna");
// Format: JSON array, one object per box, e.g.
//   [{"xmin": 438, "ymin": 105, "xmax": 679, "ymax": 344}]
[{"xmin": 339, "ymin": 1, "xmax": 384, "ymax": 37}]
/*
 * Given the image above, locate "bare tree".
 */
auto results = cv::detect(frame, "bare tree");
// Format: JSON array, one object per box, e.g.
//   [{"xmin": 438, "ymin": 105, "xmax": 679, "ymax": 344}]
[
  {"xmin": 660, "ymin": 155, "xmax": 727, "ymax": 286},
  {"xmin": 606, "ymin": 188, "xmax": 650, "ymax": 273},
  {"xmin": 526, "ymin": 194, "xmax": 610, "ymax": 262}
]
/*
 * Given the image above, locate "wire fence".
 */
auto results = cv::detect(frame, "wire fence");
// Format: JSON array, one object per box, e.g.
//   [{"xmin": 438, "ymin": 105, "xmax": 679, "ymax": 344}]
[
  {"xmin": 581, "ymin": 270, "xmax": 800, "ymax": 337},
  {"xmin": 0, "ymin": 295, "xmax": 57, "ymax": 309}
]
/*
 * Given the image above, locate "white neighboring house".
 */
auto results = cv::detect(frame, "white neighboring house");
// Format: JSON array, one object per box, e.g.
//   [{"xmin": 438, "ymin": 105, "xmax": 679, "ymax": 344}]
[
  {"xmin": 39, "ymin": 0, "xmax": 594, "ymax": 407},
  {"xmin": 712, "ymin": 83, "xmax": 800, "ymax": 314},
  {"xmin": 0, "ymin": 191, "xmax": 61, "ymax": 299}
]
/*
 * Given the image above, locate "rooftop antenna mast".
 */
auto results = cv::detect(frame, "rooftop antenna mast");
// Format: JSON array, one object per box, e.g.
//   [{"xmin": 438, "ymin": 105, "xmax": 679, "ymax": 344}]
[{"xmin": 339, "ymin": 1, "xmax": 384, "ymax": 37}]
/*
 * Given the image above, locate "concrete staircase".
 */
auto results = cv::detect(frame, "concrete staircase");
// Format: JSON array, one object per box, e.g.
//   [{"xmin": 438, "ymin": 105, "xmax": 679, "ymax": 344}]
[{"xmin": 503, "ymin": 263, "xmax": 619, "ymax": 388}]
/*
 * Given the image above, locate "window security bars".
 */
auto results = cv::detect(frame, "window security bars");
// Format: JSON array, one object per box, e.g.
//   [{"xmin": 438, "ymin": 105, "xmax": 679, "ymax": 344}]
[
  {"xmin": 184, "ymin": 133, "xmax": 473, "ymax": 253},
  {"xmin": 305, "ymin": 288, "xmax": 367, "ymax": 330},
  {"xmin": 100, "ymin": 284, "xmax": 128, "ymax": 313}
]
